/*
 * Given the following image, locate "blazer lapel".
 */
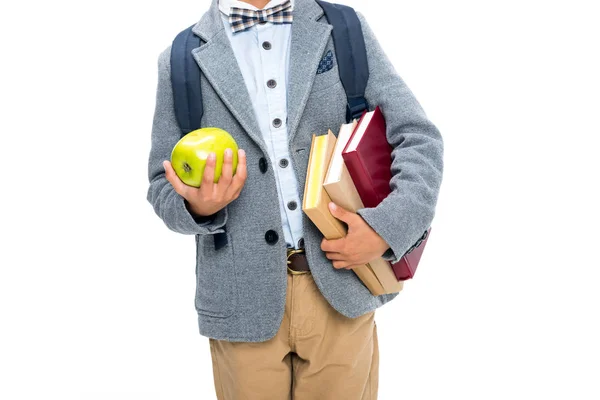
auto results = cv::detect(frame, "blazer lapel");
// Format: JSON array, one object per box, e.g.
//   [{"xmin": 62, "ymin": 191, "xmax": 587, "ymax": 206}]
[
  {"xmin": 189, "ymin": 0, "xmax": 332, "ymax": 149},
  {"xmin": 191, "ymin": 0, "xmax": 266, "ymax": 152},
  {"xmin": 286, "ymin": 0, "xmax": 332, "ymax": 144}
]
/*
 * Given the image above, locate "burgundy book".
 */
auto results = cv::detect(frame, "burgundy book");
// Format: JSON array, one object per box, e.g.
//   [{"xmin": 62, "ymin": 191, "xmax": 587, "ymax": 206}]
[
  {"xmin": 341, "ymin": 106, "xmax": 392, "ymax": 208},
  {"xmin": 342, "ymin": 106, "xmax": 431, "ymax": 280},
  {"xmin": 392, "ymin": 228, "xmax": 431, "ymax": 280}
]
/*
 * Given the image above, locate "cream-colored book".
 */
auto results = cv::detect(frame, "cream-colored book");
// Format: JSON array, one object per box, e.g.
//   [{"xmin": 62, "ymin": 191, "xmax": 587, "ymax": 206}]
[
  {"xmin": 302, "ymin": 129, "xmax": 385, "ymax": 296},
  {"xmin": 323, "ymin": 121, "xmax": 404, "ymax": 294},
  {"xmin": 367, "ymin": 258, "xmax": 404, "ymax": 294},
  {"xmin": 324, "ymin": 120, "xmax": 363, "ymax": 212}
]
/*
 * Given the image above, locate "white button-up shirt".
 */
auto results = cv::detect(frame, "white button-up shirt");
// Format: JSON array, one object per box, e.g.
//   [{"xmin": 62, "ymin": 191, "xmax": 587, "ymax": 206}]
[{"xmin": 219, "ymin": 0, "xmax": 304, "ymax": 249}]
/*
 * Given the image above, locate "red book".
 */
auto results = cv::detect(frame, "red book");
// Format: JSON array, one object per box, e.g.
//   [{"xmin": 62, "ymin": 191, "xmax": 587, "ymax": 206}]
[
  {"xmin": 342, "ymin": 106, "xmax": 431, "ymax": 280},
  {"xmin": 341, "ymin": 106, "xmax": 392, "ymax": 208}
]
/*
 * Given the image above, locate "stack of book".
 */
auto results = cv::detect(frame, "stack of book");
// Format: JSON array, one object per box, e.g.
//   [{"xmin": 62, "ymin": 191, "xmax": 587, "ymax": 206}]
[{"xmin": 302, "ymin": 106, "xmax": 431, "ymax": 296}]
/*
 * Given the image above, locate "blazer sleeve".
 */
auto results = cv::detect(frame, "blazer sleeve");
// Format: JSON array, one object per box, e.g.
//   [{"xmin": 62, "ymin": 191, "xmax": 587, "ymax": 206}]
[
  {"xmin": 146, "ymin": 46, "xmax": 228, "ymax": 235},
  {"xmin": 354, "ymin": 12, "xmax": 444, "ymax": 264}
]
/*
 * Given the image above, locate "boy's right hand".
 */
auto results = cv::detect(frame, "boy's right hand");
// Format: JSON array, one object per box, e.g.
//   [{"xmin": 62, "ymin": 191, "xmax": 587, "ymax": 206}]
[{"xmin": 163, "ymin": 148, "xmax": 248, "ymax": 218}]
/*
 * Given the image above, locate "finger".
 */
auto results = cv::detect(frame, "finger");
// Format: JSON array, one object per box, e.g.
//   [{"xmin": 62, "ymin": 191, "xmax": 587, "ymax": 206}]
[
  {"xmin": 325, "ymin": 252, "xmax": 345, "ymax": 261},
  {"xmin": 328, "ymin": 202, "xmax": 358, "ymax": 225},
  {"xmin": 228, "ymin": 149, "xmax": 247, "ymax": 195},
  {"xmin": 201, "ymin": 152, "xmax": 217, "ymax": 193},
  {"xmin": 332, "ymin": 260, "xmax": 350, "ymax": 270},
  {"xmin": 321, "ymin": 237, "xmax": 344, "ymax": 253},
  {"xmin": 219, "ymin": 148, "xmax": 234, "ymax": 188},
  {"xmin": 163, "ymin": 160, "xmax": 189, "ymax": 197},
  {"xmin": 345, "ymin": 264, "xmax": 364, "ymax": 270}
]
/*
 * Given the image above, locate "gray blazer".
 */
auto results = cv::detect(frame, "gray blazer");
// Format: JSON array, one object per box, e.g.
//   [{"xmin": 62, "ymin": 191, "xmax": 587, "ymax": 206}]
[{"xmin": 147, "ymin": 0, "xmax": 444, "ymax": 342}]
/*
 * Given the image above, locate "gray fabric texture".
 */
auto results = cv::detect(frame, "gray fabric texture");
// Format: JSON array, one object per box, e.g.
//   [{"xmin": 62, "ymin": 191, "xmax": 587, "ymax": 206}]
[{"xmin": 147, "ymin": 0, "xmax": 444, "ymax": 342}]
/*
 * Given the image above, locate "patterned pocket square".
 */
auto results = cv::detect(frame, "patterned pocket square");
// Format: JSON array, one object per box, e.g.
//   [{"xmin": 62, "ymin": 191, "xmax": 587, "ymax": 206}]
[{"xmin": 316, "ymin": 50, "xmax": 335, "ymax": 74}]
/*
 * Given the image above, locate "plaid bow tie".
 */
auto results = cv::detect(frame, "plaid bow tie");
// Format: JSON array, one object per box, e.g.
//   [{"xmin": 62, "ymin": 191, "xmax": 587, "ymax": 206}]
[{"xmin": 229, "ymin": 0, "xmax": 293, "ymax": 33}]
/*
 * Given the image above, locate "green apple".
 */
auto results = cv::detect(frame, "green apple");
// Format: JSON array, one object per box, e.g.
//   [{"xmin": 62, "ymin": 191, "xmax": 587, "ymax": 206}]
[{"xmin": 170, "ymin": 127, "xmax": 239, "ymax": 187}]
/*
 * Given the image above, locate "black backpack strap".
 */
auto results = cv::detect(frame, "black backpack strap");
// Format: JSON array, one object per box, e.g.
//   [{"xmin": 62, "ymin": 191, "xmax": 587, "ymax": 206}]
[
  {"xmin": 315, "ymin": 0, "xmax": 370, "ymax": 122},
  {"xmin": 171, "ymin": 24, "xmax": 204, "ymax": 135},
  {"xmin": 171, "ymin": 25, "xmax": 229, "ymax": 250}
]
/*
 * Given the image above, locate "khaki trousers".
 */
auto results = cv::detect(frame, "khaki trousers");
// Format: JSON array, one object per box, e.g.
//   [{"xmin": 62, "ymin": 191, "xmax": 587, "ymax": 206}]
[{"xmin": 208, "ymin": 272, "xmax": 379, "ymax": 400}]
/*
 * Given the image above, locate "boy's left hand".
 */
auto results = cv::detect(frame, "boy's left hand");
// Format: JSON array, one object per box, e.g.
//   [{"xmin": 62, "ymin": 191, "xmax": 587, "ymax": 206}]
[{"xmin": 321, "ymin": 202, "xmax": 391, "ymax": 270}]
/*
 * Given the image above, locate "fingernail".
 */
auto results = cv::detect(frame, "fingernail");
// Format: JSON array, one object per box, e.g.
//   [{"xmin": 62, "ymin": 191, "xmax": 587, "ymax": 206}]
[
  {"xmin": 329, "ymin": 202, "xmax": 336, "ymax": 211},
  {"xmin": 208, "ymin": 152, "xmax": 216, "ymax": 160},
  {"xmin": 240, "ymin": 149, "xmax": 245, "ymax": 157}
]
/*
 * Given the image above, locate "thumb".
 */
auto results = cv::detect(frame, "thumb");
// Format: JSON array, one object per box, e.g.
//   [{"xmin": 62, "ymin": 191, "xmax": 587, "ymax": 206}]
[
  {"xmin": 328, "ymin": 202, "xmax": 356, "ymax": 224},
  {"xmin": 163, "ymin": 160, "xmax": 177, "ymax": 183},
  {"xmin": 163, "ymin": 160, "xmax": 173, "ymax": 178},
  {"xmin": 163, "ymin": 160, "xmax": 187, "ymax": 196}
]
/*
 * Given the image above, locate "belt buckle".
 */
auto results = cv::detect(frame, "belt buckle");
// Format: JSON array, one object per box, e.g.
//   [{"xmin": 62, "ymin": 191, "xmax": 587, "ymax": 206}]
[{"xmin": 287, "ymin": 248, "xmax": 308, "ymax": 275}]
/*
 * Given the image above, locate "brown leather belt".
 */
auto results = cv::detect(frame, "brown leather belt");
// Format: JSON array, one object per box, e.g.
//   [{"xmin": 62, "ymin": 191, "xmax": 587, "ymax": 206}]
[{"xmin": 287, "ymin": 248, "xmax": 310, "ymax": 274}]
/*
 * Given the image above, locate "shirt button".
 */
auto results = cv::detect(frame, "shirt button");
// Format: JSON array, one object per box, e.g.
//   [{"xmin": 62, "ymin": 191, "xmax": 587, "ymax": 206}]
[
  {"xmin": 297, "ymin": 238, "xmax": 305, "ymax": 248},
  {"xmin": 262, "ymin": 41, "xmax": 272, "ymax": 50},
  {"xmin": 265, "ymin": 230, "xmax": 279, "ymax": 245},
  {"xmin": 272, "ymin": 118, "xmax": 282, "ymax": 128},
  {"xmin": 267, "ymin": 79, "xmax": 277, "ymax": 89},
  {"xmin": 279, "ymin": 158, "xmax": 289, "ymax": 168},
  {"xmin": 259, "ymin": 157, "xmax": 268, "ymax": 173},
  {"xmin": 287, "ymin": 201, "xmax": 298, "ymax": 211}
]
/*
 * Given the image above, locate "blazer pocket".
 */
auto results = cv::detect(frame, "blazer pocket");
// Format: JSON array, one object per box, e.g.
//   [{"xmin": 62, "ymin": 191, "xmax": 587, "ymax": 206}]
[
  {"xmin": 310, "ymin": 59, "xmax": 342, "ymax": 94},
  {"xmin": 316, "ymin": 49, "xmax": 335, "ymax": 74},
  {"xmin": 194, "ymin": 233, "xmax": 237, "ymax": 318}
]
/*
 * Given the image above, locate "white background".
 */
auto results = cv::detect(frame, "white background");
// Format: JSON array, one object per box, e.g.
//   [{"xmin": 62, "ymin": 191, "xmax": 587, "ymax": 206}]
[{"xmin": 1, "ymin": 0, "xmax": 599, "ymax": 399}]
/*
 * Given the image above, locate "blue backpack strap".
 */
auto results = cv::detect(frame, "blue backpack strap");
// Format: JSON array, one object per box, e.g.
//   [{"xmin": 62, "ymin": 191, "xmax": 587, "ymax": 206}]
[
  {"xmin": 315, "ymin": 0, "xmax": 370, "ymax": 122},
  {"xmin": 171, "ymin": 25, "xmax": 229, "ymax": 251}
]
